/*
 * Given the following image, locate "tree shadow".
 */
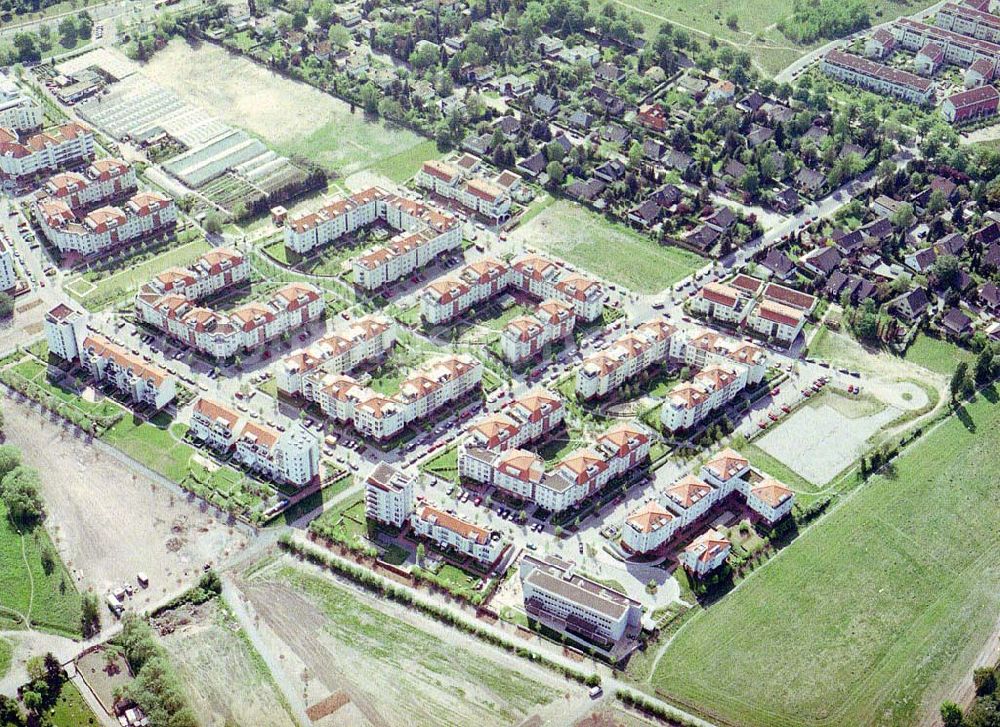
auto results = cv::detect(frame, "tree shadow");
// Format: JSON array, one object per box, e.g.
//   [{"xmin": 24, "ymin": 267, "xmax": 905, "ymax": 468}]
[{"xmin": 954, "ymin": 403, "xmax": 976, "ymax": 433}]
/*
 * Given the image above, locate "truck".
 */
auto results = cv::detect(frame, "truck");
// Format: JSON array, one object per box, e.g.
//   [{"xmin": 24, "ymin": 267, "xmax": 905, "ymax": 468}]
[{"xmin": 106, "ymin": 594, "xmax": 124, "ymax": 617}]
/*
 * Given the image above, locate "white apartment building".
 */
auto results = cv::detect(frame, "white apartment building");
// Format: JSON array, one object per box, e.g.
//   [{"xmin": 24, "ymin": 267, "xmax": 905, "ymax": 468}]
[
  {"xmin": 520, "ymin": 554, "xmax": 643, "ymax": 657},
  {"xmin": 236, "ymin": 420, "xmax": 319, "ymax": 487},
  {"xmin": 893, "ymin": 18, "xmax": 1000, "ymax": 68},
  {"xmin": 0, "ymin": 72, "xmax": 42, "ymax": 132},
  {"xmin": 500, "ymin": 299, "xmax": 575, "ymax": 364},
  {"xmin": 0, "ymin": 239, "xmax": 16, "ymax": 292},
  {"xmin": 0, "ymin": 123, "xmax": 95, "ymax": 189},
  {"xmin": 415, "ymin": 159, "xmax": 463, "ymax": 196},
  {"xmin": 417, "ymin": 159, "xmax": 512, "ymax": 221},
  {"xmin": 411, "ymin": 505, "xmax": 504, "ymax": 564},
  {"xmin": 277, "ymin": 315, "xmax": 396, "ymax": 397},
  {"xmin": 935, "ymin": 2, "xmax": 1000, "ymax": 45},
  {"xmin": 44, "ymin": 303, "xmax": 88, "ymax": 361},
  {"xmin": 660, "ymin": 364, "xmax": 749, "ymax": 432},
  {"xmin": 682, "ymin": 329, "xmax": 767, "ymax": 385},
  {"xmin": 679, "ymin": 528, "xmax": 732, "ymax": 576},
  {"xmin": 140, "ymin": 247, "xmax": 250, "ymax": 302},
  {"xmin": 462, "ymin": 389, "xmax": 565, "ymax": 453},
  {"xmin": 661, "ymin": 474, "xmax": 718, "ymax": 528},
  {"xmin": 621, "ymin": 500, "xmax": 679, "ymax": 554},
  {"xmin": 42, "ymin": 159, "xmax": 136, "ymax": 209},
  {"xmin": 189, "ymin": 397, "xmax": 244, "ymax": 452},
  {"xmin": 746, "ymin": 478, "xmax": 796, "ymax": 524},
  {"xmin": 746, "ymin": 299, "xmax": 806, "ymax": 343},
  {"xmin": 511, "ymin": 255, "xmax": 604, "ymax": 322},
  {"xmin": 365, "ymin": 462, "xmax": 415, "ymax": 528},
  {"xmin": 314, "ymin": 354, "xmax": 482, "ymax": 441},
  {"xmin": 283, "ymin": 186, "xmax": 383, "ymax": 253},
  {"xmin": 575, "ymin": 318, "xmax": 680, "ymax": 399},
  {"xmin": 689, "ymin": 282, "xmax": 752, "ymax": 325},
  {"xmin": 37, "ymin": 191, "xmax": 177, "ymax": 255},
  {"xmin": 80, "ymin": 334, "xmax": 176, "ymax": 410}
]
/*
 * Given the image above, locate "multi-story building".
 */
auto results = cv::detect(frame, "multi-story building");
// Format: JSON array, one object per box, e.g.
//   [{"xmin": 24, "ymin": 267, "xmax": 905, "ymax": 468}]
[
  {"xmin": 678, "ymin": 528, "xmax": 732, "ymax": 576},
  {"xmin": 576, "ymin": 318, "xmax": 679, "ymax": 399},
  {"xmin": 37, "ymin": 190, "xmax": 177, "ymax": 256},
  {"xmin": 745, "ymin": 477, "xmax": 796, "ymax": 524},
  {"xmin": 621, "ymin": 500, "xmax": 679, "ymax": 554},
  {"xmin": 661, "ymin": 474, "xmax": 718, "ymax": 528},
  {"xmin": 416, "ymin": 160, "xmax": 463, "ymax": 197},
  {"xmin": 0, "ymin": 72, "xmax": 42, "ymax": 132},
  {"xmin": 893, "ymin": 18, "xmax": 1000, "ymax": 68},
  {"xmin": 411, "ymin": 505, "xmax": 504, "ymax": 564},
  {"xmin": 0, "ymin": 123, "xmax": 95, "ymax": 189},
  {"xmin": 44, "ymin": 303, "xmax": 88, "ymax": 361},
  {"xmin": 236, "ymin": 420, "xmax": 319, "ymax": 487},
  {"xmin": 419, "ymin": 255, "xmax": 604, "ymax": 325},
  {"xmin": 41, "ymin": 159, "xmax": 136, "ymax": 209},
  {"xmin": 746, "ymin": 299, "xmax": 807, "ymax": 343},
  {"xmin": 500, "ymin": 299, "xmax": 576, "ymax": 364},
  {"xmin": 313, "ymin": 354, "xmax": 482, "ymax": 441},
  {"xmin": 416, "ymin": 159, "xmax": 513, "ymax": 222},
  {"xmin": 660, "ymin": 364, "xmax": 748, "ymax": 432},
  {"xmin": 519, "ymin": 554, "xmax": 643, "ymax": 658},
  {"xmin": 277, "ymin": 315, "xmax": 396, "ymax": 397},
  {"xmin": 0, "ymin": 238, "xmax": 16, "ymax": 292},
  {"xmin": 189, "ymin": 397, "xmax": 243, "ymax": 452},
  {"xmin": 140, "ymin": 247, "xmax": 250, "ymax": 302},
  {"xmin": 682, "ymin": 329, "xmax": 767, "ymax": 385},
  {"xmin": 820, "ymin": 50, "xmax": 934, "ymax": 105},
  {"xmin": 935, "ymin": 2, "xmax": 1000, "ymax": 44},
  {"xmin": 80, "ymin": 334, "xmax": 176, "ymax": 410},
  {"xmin": 941, "ymin": 84, "xmax": 1000, "ymax": 123},
  {"xmin": 365, "ymin": 462, "xmax": 415, "ymax": 527},
  {"xmin": 689, "ymin": 281, "xmax": 753, "ymax": 325}
]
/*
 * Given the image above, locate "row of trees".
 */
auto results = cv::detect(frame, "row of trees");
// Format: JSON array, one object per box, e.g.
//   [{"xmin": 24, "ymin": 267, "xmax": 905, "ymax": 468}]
[{"xmin": 941, "ymin": 658, "xmax": 1000, "ymax": 727}]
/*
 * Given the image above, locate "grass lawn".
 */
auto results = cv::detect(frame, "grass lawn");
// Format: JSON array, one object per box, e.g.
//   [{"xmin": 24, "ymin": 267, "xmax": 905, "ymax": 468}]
[
  {"xmin": 0, "ymin": 504, "xmax": 82, "ymax": 637},
  {"xmin": 431, "ymin": 563, "xmax": 481, "ymax": 600},
  {"xmin": 0, "ymin": 637, "xmax": 10, "ymax": 678},
  {"xmin": 516, "ymin": 200, "xmax": 704, "ymax": 294},
  {"xmin": 368, "ymin": 139, "xmax": 442, "ymax": 183},
  {"xmin": 903, "ymin": 333, "xmax": 975, "ymax": 376},
  {"xmin": 651, "ymin": 393, "xmax": 1000, "ymax": 727},
  {"xmin": 46, "ymin": 679, "xmax": 101, "ymax": 727},
  {"xmin": 64, "ymin": 236, "xmax": 212, "ymax": 312},
  {"xmin": 420, "ymin": 444, "xmax": 459, "ymax": 480},
  {"xmin": 0, "ymin": 357, "xmax": 123, "ymax": 430}
]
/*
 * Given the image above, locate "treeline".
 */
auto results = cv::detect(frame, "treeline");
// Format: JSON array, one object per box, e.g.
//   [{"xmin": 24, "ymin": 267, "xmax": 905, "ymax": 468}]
[
  {"xmin": 940, "ymin": 659, "xmax": 1000, "ymax": 727},
  {"xmin": 0, "ymin": 653, "xmax": 71, "ymax": 726},
  {"xmin": 777, "ymin": 0, "xmax": 871, "ymax": 44}
]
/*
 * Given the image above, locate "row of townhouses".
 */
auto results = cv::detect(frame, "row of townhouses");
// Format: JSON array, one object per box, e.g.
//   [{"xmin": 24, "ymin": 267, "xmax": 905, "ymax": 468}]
[
  {"xmin": 0, "ymin": 72, "xmax": 42, "ymax": 132},
  {"xmin": 415, "ymin": 158, "xmax": 512, "ymax": 222},
  {"xmin": 893, "ymin": 17, "xmax": 1000, "ymax": 68},
  {"xmin": 0, "ymin": 122, "xmax": 95, "ymax": 189},
  {"xmin": 282, "ymin": 187, "xmax": 463, "ymax": 289},
  {"xmin": 622, "ymin": 449, "xmax": 795, "ymax": 561},
  {"xmin": 37, "ymin": 189, "xmax": 176, "ymax": 256},
  {"xmin": 689, "ymin": 275, "xmax": 816, "ymax": 344},
  {"xmin": 459, "ymin": 420, "xmax": 654, "ymax": 513},
  {"xmin": 188, "ymin": 397, "xmax": 320, "ymax": 486},
  {"xmin": 420, "ymin": 254, "xmax": 605, "ymax": 325},
  {"xmin": 935, "ymin": 2, "xmax": 1000, "ymax": 45},
  {"xmin": 364, "ymin": 463, "xmax": 507, "ymax": 564},
  {"xmin": 305, "ymin": 354, "xmax": 482, "ymax": 441},
  {"xmin": 820, "ymin": 50, "xmax": 935, "ymax": 105},
  {"xmin": 276, "ymin": 314, "xmax": 396, "ymax": 397}
]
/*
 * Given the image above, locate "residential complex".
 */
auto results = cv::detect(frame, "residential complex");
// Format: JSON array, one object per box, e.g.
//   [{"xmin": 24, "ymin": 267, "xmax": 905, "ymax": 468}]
[
  {"xmin": 0, "ymin": 123, "xmax": 95, "ymax": 189},
  {"xmin": 575, "ymin": 318, "xmax": 680, "ymax": 399},
  {"xmin": 500, "ymin": 299, "xmax": 576, "ymax": 364},
  {"xmin": 38, "ymin": 158, "xmax": 136, "ymax": 209},
  {"xmin": 0, "ymin": 72, "xmax": 42, "ymax": 132},
  {"xmin": 282, "ymin": 187, "xmax": 463, "ymax": 290},
  {"xmin": 80, "ymin": 333, "xmax": 176, "ymax": 410},
  {"xmin": 689, "ymin": 278, "xmax": 813, "ymax": 345},
  {"xmin": 0, "ymin": 239, "xmax": 16, "ymax": 293},
  {"xmin": 678, "ymin": 529, "xmax": 732, "ymax": 577},
  {"xmin": 420, "ymin": 254, "xmax": 606, "ymax": 325},
  {"xmin": 44, "ymin": 302, "xmax": 88, "ymax": 361},
  {"xmin": 520, "ymin": 554, "xmax": 643, "ymax": 658},
  {"xmin": 364, "ymin": 462, "xmax": 416, "ymax": 528},
  {"xmin": 415, "ymin": 157, "xmax": 512, "ymax": 222},
  {"xmin": 461, "ymin": 389, "xmax": 565, "ymax": 455},
  {"xmin": 189, "ymin": 397, "xmax": 320, "ymax": 486},
  {"xmin": 412, "ymin": 505, "xmax": 504, "ymax": 564},
  {"xmin": 820, "ymin": 50, "xmax": 934, "ymax": 105},
  {"xmin": 276, "ymin": 314, "xmax": 396, "ymax": 397},
  {"xmin": 660, "ymin": 363, "xmax": 748, "ymax": 432},
  {"xmin": 941, "ymin": 85, "xmax": 1000, "ymax": 123}
]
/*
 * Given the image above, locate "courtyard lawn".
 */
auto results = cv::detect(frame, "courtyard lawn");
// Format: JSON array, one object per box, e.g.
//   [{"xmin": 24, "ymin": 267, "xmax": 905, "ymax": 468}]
[
  {"xmin": 514, "ymin": 200, "xmax": 704, "ymax": 294},
  {"xmin": 420, "ymin": 445, "xmax": 459, "ymax": 482},
  {"xmin": 63, "ymin": 234, "xmax": 212, "ymax": 312},
  {"xmin": 903, "ymin": 333, "xmax": 975, "ymax": 376},
  {"xmin": 651, "ymin": 394, "xmax": 1000, "ymax": 727},
  {"xmin": 0, "ymin": 503, "xmax": 82, "ymax": 638}
]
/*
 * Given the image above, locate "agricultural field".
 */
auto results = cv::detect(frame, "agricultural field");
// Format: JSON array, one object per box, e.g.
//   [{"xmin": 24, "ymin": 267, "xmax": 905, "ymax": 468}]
[
  {"xmin": 236, "ymin": 559, "xmax": 573, "ymax": 727},
  {"xmin": 0, "ymin": 502, "xmax": 82, "ymax": 637},
  {"xmin": 510, "ymin": 200, "xmax": 704, "ymax": 294},
  {"xmin": 63, "ymin": 235, "xmax": 213, "ymax": 312},
  {"xmin": 651, "ymin": 394, "xmax": 1000, "ymax": 727},
  {"xmin": 142, "ymin": 40, "xmax": 431, "ymax": 178},
  {"xmin": 156, "ymin": 599, "xmax": 296, "ymax": 727}
]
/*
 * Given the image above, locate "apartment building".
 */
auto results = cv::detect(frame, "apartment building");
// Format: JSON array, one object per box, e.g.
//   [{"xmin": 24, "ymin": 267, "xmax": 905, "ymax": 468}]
[
  {"xmin": 661, "ymin": 474, "xmax": 718, "ymax": 529},
  {"xmin": 419, "ymin": 254, "xmax": 605, "ymax": 325},
  {"xmin": 277, "ymin": 314, "xmax": 396, "ymax": 397},
  {"xmin": 621, "ymin": 500, "xmax": 679, "ymax": 554},
  {"xmin": 689, "ymin": 281, "xmax": 753, "ymax": 324},
  {"xmin": 411, "ymin": 505, "xmax": 504, "ymax": 564},
  {"xmin": 80, "ymin": 334, "xmax": 176, "ymax": 410},
  {"xmin": 936, "ymin": 2, "xmax": 1000, "ymax": 44},
  {"xmin": 746, "ymin": 299, "xmax": 807, "ymax": 343},
  {"xmin": 37, "ymin": 190, "xmax": 177, "ymax": 256},
  {"xmin": 575, "ymin": 318, "xmax": 680, "ymax": 399},
  {"xmin": 941, "ymin": 84, "xmax": 1000, "ymax": 123},
  {"xmin": 520, "ymin": 554, "xmax": 643, "ymax": 657},
  {"xmin": 44, "ymin": 303, "xmax": 88, "ymax": 361},
  {"xmin": 140, "ymin": 247, "xmax": 250, "ymax": 302},
  {"xmin": 236, "ymin": 420, "xmax": 319, "ymax": 486},
  {"xmin": 0, "ymin": 72, "xmax": 42, "ymax": 132},
  {"xmin": 313, "ymin": 354, "xmax": 482, "ymax": 441},
  {"xmin": 282, "ymin": 186, "xmax": 384, "ymax": 253},
  {"xmin": 745, "ymin": 477, "xmax": 796, "ymax": 524},
  {"xmin": 41, "ymin": 159, "xmax": 136, "ymax": 209},
  {"xmin": 416, "ymin": 159, "xmax": 513, "ymax": 221},
  {"xmin": 682, "ymin": 329, "xmax": 767, "ymax": 385},
  {"xmin": 660, "ymin": 363, "xmax": 749, "ymax": 432},
  {"xmin": 0, "ymin": 239, "xmax": 16, "ymax": 293},
  {"xmin": 365, "ymin": 462, "xmax": 416, "ymax": 528},
  {"xmin": 138, "ymin": 280, "xmax": 323, "ymax": 359},
  {"xmin": 678, "ymin": 528, "xmax": 732, "ymax": 576},
  {"xmin": 894, "ymin": 18, "xmax": 1000, "ymax": 68},
  {"xmin": 188, "ymin": 396, "xmax": 320, "ymax": 486},
  {"xmin": 0, "ymin": 123, "xmax": 95, "ymax": 189},
  {"xmin": 500, "ymin": 299, "xmax": 575, "ymax": 364},
  {"xmin": 820, "ymin": 50, "xmax": 934, "ymax": 105}
]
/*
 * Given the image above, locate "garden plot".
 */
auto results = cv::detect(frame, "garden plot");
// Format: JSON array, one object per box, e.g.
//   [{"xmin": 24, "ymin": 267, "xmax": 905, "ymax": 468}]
[{"xmin": 755, "ymin": 392, "xmax": 899, "ymax": 486}]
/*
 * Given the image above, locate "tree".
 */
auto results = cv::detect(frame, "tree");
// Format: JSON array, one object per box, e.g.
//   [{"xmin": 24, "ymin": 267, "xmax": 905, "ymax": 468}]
[
  {"xmin": 545, "ymin": 160, "xmax": 565, "ymax": 186},
  {"xmin": 975, "ymin": 347, "xmax": 995, "ymax": 384},
  {"xmin": 974, "ymin": 667, "xmax": 998, "ymax": 696},
  {"xmin": 951, "ymin": 361, "xmax": 969, "ymax": 401},
  {"xmin": 13, "ymin": 33, "xmax": 41, "ymax": 63},
  {"xmin": 311, "ymin": 0, "xmax": 333, "ymax": 24},
  {"xmin": 81, "ymin": 593, "xmax": 101, "ymax": 638},
  {"xmin": 58, "ymin": 16, "xmax": 78, "ymax": 44},
  {"xmin": 940, "ymin": 701, "xmax": 963, "ymax": 727},
  {"xmin": 415, "ymin": 543, "xmax": 425, "ymax": 565},
  {"xmin": 0, "ymin": 445, "xmax": 21, "ymax": 479},
  {"xmin": 0, "ymin": 292, "xmax": 14, "ymax": 319},
  {"xmin": 931, "ymin": 254, "xmax": 961, "ymax": 290},
  {"xmin": 328, "ymin": 24, "xmax": 351, "ymax": 49},
  {"xmin": 203, "ymin": 213, "xmax": 223, "ymax": 235},
  {"xmin": 0, "ymin": 465, "xmax": 44, "ymax": 526},
  {"xmin": 890, "ymin": 202, "xmax": 915, "ymax": 230}
]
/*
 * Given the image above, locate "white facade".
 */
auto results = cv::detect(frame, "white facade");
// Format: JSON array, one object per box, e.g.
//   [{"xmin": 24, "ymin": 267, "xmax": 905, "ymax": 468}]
[
  {"xmin": 44, "ymin": 303, "xmax": 88, "ymax": 361},
  {"xmin": 236, "ymin": 420, "xmax": 319, "ymax": 486},
  {"xmin": 575, "ymin": 319, "xmax": 679, "ymax": 399},
  {"xmin": 0, "ymin": 73, "xmax": 43, "ymax": 132},
  {"xmin": 500, "ymin": 299, "xmax": 575, "ymax": 364},
  {"xmin": 679, "ymin": 529, "xmax": 731, "ymax": 576},
  {"xmin": 0, "ymin": 241, "xmax": 16, "ymax": 292},
  {"xmin": 746, "ymin": 300, "xmax": 806, "ymax": 343},
  {"xmin": 411, "ymin": 505, "xmax": 504, "ymax": 564},
  {"xmin": 0, "ymin": 123, "xmax": 95, "ymax": 189},
  {"xmin": 660, "ymin": 364, "xmax": 749, "ymax": 433},
  {"xmin": 621, "ymin": 500, "xmax": 680, "ymax": 554},
  {"xmin": 365, "ymin": 462, "xmax": 416, "ymax": 528},
  {"xmin": 37, "ymin": 191, "xmax": 177, "ymax": 255},
  {"xmin": 80, "ymin": 334, "xmax": 176, "ymax": 410}
]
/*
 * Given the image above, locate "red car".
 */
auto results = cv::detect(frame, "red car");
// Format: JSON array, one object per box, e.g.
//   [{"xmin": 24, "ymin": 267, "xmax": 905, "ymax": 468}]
[
  {"xmin": 781, "ymin": 404, "xmax": 791, "ymax": 413},
  {"xmin": 758, "ymin": 421, "xmax": 769, "ymax": 429},
  {"xmin": 770, "ymin": 387, "xmax": 781, "ymax": 397},
  {"xmin": 768, "ymin": 412, "xmax": 779, "ymax": 421}
]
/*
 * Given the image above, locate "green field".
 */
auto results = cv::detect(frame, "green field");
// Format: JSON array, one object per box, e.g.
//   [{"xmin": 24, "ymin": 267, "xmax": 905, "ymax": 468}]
[
  {"xmin": 0, "ymin": 357, "xmax": 123, "ymax": 431},
  {"xmin": 516, "ymin": 200, "xmax": 704, "ymax": 294},
  {"xmin": 64, "ymin": 236, "xmax": 213, "ymax": 312},
  {"xmin": 47, "ymin": 679, "xmax": 101, "ymax": 727},
  {"xmin": 0, "ymin": 504, "xmax": 82, "ymax": 637},
  {"xmin": 369, "ymin": 139, "xmax": 443, "ymax": 183},
  {"xmin": 0, "ymin": 636, "xmax": 10, "ymax": 678},
  {"xmin": 651, "ymin": 395, "xmax": 1000, "ymax": 727},
  {"xmin": 903, "ymin": 333, "xmax": 975, "ymax": 376}
]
